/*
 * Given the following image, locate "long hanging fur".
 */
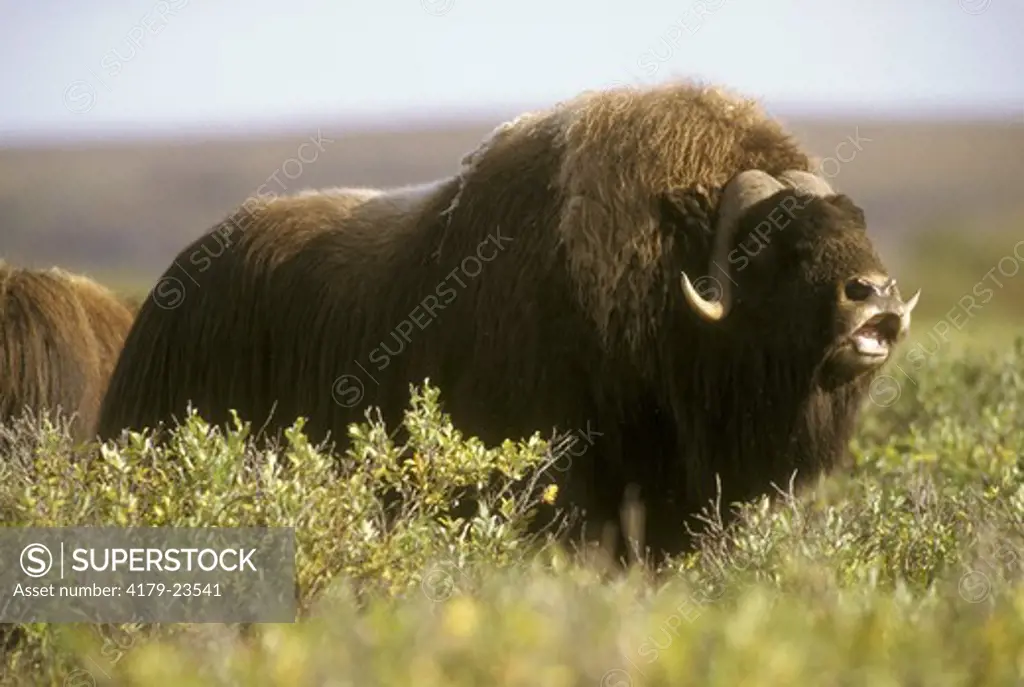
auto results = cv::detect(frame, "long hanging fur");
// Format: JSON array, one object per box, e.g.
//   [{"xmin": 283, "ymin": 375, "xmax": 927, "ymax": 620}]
[
  {"xmin": 96, "ymin": 79, "xmax": 895, "ymax": 559},
  {"xmin": 1, "ymin": 263, "xmax": 135, "ymax": 441}
]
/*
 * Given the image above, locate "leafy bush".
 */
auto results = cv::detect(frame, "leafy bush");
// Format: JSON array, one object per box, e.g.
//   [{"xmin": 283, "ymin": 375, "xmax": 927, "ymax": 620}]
[
  {"xmin": 2, "ymin": 338, "xmax": 1024, "ymax": 685},
  {"xmin": 0, "ymin": 383, "xmax": 565, "ymax": 684}
]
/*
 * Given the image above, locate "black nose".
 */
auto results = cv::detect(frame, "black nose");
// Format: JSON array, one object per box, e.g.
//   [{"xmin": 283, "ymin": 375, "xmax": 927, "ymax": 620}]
[
  {"xmin": 872, "ymin": 312, "xmax": 903, "ymax": 343},
  {"xmin": 843, "ymin": 278, "xmax": 877, "ymax": 302}
]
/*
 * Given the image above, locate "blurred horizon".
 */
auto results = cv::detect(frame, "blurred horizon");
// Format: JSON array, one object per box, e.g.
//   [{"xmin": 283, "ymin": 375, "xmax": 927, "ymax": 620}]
[
  {"xmin": 1, "ymin": 1, "xmax": 1022, "ymax": 144},
  {"xmin": 1, "ymin": 1, "xmax": 1022, "ymax": 338},
  {"xmin": 2, "ymin": 100, "xmax": 1022, "ymax": 149}
]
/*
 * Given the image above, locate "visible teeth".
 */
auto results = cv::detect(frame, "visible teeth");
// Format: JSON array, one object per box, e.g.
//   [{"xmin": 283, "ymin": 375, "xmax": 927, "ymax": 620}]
[{"xmin": 854, "ymin": 332, "xmax": 888, "ymax": 356}]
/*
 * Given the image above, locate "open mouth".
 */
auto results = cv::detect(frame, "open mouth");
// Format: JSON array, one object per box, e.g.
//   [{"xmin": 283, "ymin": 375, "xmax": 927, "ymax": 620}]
[{"xmin": 849, "ymin": 313, "xmax": 901, "ymax": 359}]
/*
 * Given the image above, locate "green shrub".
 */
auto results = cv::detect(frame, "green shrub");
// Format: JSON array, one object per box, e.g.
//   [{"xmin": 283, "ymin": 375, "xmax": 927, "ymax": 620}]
[
  {"xmin": 0, "ymin": 382, "xmax": 565, "ymax": 684},
  {"xmin": 1, "ymin": 337, "xmax": 1023, "ymax": 685}
]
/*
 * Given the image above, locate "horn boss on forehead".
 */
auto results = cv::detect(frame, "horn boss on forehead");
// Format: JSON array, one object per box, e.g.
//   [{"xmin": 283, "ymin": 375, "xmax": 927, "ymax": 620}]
[
  {"xmin": 777, "ymin": 169, "xmax": 835, "ymax": 198},
  {"xmin": 95, "ymin": 80, "xmax": 916, "ymax": 562},
  {"xmin": 676, "ymin": 161, "xmax": 920, "ymax": 386}
]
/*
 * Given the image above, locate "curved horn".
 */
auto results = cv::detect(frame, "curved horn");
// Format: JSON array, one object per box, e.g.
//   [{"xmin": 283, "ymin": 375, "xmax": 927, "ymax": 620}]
[
  {"xmin": 777, "ymin": 170, "xmax": 835, "ymax": 199},
  {"xmin": 681, "ymin": 170, "xmax": 785, "ymax": 322},
  {"xmin": 904, "ymin": 289, "xmax": 921, "ymax": 314},
  {"xmin": 898, "ymin": 288, "xmax": 921, "ymax": 334}
]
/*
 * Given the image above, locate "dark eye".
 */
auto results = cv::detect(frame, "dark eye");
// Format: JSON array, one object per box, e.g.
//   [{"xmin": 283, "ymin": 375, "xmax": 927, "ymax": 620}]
[{"xmin": 844, "ymin": 278, "xmax": 875, "ymax": 301}]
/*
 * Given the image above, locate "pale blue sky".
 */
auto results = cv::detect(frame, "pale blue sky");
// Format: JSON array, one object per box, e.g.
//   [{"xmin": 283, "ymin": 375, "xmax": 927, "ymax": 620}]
[{"xmin": 1, "ymin": 0, "xmax": 1021, "ymax": 142}]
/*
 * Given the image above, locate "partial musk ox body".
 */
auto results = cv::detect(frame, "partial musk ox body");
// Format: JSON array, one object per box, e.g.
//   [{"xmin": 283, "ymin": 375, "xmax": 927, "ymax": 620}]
[
  {"xmin": 1, "ymin": 263, "xmax": 135, "ymax": 442},
  {"xmin": 97, "ymin": 81, "xmax": 919, "ymax": 558}
]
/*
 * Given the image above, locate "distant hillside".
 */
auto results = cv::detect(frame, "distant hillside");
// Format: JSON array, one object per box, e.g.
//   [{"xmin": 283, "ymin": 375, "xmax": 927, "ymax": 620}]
[{"xmin": 1, "ymin": 116, "xmax": 1021, "ymax": 285}]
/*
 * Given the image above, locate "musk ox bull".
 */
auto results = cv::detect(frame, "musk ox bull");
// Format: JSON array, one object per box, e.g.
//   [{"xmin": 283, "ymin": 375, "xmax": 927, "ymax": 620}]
[
  {"xmin": 1, "ymin": 262, "xmax": 135, "ymax": 442},
  {"xmin": 96, "ymin": 81, "xmax": 919, "ymax": 559}
]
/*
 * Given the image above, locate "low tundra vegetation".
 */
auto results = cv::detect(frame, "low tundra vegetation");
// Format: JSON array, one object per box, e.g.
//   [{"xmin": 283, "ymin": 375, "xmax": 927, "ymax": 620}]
[{"xmin": 1, "ymin": 339, "xmax": 1023, "ymax": 686}]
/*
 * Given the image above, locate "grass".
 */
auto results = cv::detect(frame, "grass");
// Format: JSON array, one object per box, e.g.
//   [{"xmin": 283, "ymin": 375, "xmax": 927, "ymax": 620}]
[
  {"xmin": 1, "ymin": 332, "xmax": 1023, "ymax": 685},
  {"xmin": 891, "ymin": 220, "xmax": 1024, "ymax": 349},
  {"xmin": 2, "ymin": 227, "xmax": 1024, "ymax": 685}
]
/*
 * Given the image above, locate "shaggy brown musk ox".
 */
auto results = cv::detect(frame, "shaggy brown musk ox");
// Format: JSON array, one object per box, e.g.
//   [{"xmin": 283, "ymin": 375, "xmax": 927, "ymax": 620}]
[
  {"xmin": 96, "ymin": 81, "xmax": 919, "ymax": 559},
  {"xmin": 0, "ymin": 263, "xmax": 135, "ymax": 442}
]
